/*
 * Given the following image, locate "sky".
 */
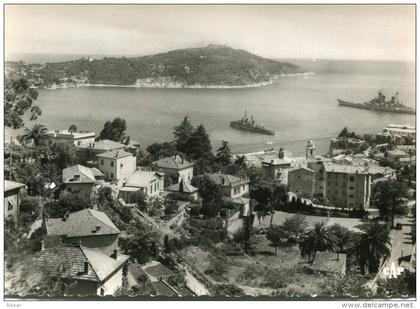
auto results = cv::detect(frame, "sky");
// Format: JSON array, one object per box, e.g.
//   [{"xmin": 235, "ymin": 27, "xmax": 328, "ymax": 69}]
[{"xmin": 5, "ymin": 4, "xmax": 415, "ymax": 61}]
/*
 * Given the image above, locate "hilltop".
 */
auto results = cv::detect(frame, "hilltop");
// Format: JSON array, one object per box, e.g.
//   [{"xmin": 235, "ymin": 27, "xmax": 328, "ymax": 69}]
[{"xmin": 7, "ymin": 45, "xmax": 306, "ymax": 88}]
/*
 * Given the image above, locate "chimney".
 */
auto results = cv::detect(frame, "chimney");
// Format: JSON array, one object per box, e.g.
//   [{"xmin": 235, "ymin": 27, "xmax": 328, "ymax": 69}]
[
  {"xmin": 116, "ymin": 150, "xmax": 119, "ymax": 157},
  {"xmin": 40, "ymin": 239, "xmax": 45, "ymax": 251},
  {"xmin": 84, "ymin": 261, "xmax": 89, "ymax": 274},
  {"xmin": 112, "ymin": 249, "xmax": 118, "ymax": 260}
]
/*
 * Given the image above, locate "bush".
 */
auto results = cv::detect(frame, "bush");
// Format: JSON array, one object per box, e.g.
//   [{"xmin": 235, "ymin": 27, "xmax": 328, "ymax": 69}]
[{"xmin": 262, "ymin": 268, "xmax": 291, "ymax": 289}]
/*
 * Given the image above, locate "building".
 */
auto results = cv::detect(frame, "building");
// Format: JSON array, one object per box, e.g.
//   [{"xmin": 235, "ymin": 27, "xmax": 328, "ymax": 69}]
[
  {"xmin": 386, "ymin": 149, "xmax": 410, "ymax": 163},
  {"xmin": 385, "ymin": 124, "xmax": 416, "ymax": 140},
  {"xmin": 153, "ymin": 155, "xmax": 194, "ymax": 185},
  {"xmin": 166, "ymin": 179, "xmax": 199, "ymax": 201},
  {"xmin": 30, "ymin": 244, "xmax": 128, "ymax": 296},
  {"xmin": 44, "ymin": 208, "xmax": 120, "ymax": 252},
  {"xmin": 97, "ymin": 150, "xmax": 136, "ymax": 187},
  {"xmin": 306, "ymin": 140, "xmax": 316, "ymax": 159},
  {"xmin": 261, "ymin": 147, "xmax": 291, "ymax": 183},
  {"xmin": 287, "ymin": 167, "xmax": 315, "ymax": 198},
  {"xmin": 4, "ymin": 180, "xmax": 26, "ymax": 223},
  {"xmin": 46, "ymin": 130, "xmax": 95, "ymax": 147},
  {"xmin": 78, "ymin": 139, "xmax": 126, "ymax": 165},
  {"xmin": 119, "ymin": 169, "xmax": 165, "ymax": 202},
  {"xmin": 329, "ymin": 137, "xmax": 366, "ymax": 156},
  {"xmin": 62, "ymin": 165, "xmax": 104, "ymax": 198},
  {"xmin": 207, "ymin": 173, "xmax": 250, "ymax": 199},
  {"xmin": 207, "ymin": 173, "xmax": 251, "ymax": 214},
  {"xmin": 323, "ymin": 163, "xmax": 371, "ymax": 210}
]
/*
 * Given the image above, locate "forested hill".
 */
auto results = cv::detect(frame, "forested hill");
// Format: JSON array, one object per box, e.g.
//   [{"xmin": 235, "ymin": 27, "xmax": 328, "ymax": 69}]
[{"xmin": 15, "ymin": 45, "xmax": 306, "ymax": 87}]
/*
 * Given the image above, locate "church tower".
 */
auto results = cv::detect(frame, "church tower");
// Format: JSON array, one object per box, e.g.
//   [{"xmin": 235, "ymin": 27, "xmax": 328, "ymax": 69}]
[{"xmin": 306, "ymin": 140, "xmax": 316, "ymax": 159}]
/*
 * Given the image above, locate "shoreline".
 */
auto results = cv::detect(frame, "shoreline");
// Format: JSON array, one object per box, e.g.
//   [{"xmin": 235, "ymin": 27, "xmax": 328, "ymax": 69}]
[{"xmin": 39, "ymin": 72, "xmax": 315, "ymax": 90}]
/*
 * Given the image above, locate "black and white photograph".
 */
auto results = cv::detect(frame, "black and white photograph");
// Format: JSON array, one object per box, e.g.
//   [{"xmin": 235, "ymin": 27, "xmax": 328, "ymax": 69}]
[{"xmin": 2, "ymin": 2, "xmax": 417, "ymax": 303}]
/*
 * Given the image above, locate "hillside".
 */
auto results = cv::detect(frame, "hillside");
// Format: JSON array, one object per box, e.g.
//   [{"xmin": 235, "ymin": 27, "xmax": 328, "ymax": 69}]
[{"xmin": 9, "ymin": 45, "xmax": 306, "ymax": 87}]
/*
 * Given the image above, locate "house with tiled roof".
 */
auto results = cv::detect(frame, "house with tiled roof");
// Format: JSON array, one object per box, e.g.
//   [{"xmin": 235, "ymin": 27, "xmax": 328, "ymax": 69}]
[
  {"xmin": 12, "ymin": 244, "xmax": 129, "ymax": 296},
  {"xmin": 166, "ymin": 178, "xmax": 199, "ymax": 201},
  {"xmin": 4, "ymin": 180, "xmax": 26, "ymax": 224},
  {"xmin": 206, "ymin": 173, "xmax": 251, "ymax": 215},
  {"xmin": 44, "ymin": 208, "xmax": 120, "ymax": 252},
  {"xmin": 97, "ymin": 150, "xmax": 136, "ymax": 187},
  {"xmin": 62, "ymin": 164, "xmax": 104, "ymax": 198},
  {"xmin": 153, "ymin": 155, "xmax": 194, "ymax": 185},
  {"xmin": 119, "ymin": 168, "xmax": 165, "ymax": 202},
  {"xmin": 78, "ymin": 139, "xmax": 126, "ymax": 165}
]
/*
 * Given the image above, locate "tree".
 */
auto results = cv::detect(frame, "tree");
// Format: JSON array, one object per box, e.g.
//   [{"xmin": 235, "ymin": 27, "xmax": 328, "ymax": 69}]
[
  {"xmin": 120, "ymin": 219, "xmax": 161, "ymax": 264},
  {"xmin": 328, "ymin": 224, "xmax": 352, "ymax": 253},
  {"xmin": 68, "ymin": 124, "xmax": 78, "ymax": 133},
  {"xmin": 353, "ymin": 222, "xmax": 391, "ymax": 274},
  {"xmin": 377, "ymin": 270, "xmax": 416, "ymax": 297},
  {"xmin": 21, "ymin": 123, "xmax": 50, "ymax": 147},
  {"xmin": 371, "ymin": 180, "xmax": 408, "ymax": 227},
  {"xmin": 146, "ymin": 142, "xmax": 178, "ymax": 161},
  {"xmin": 43, "ymin": 195, "xmax": 92, "ymax": 218},
  {"xmin": 191, "ymin": 175, "xmax": 223, "ymax": 204},
  {"xmin": 299, "ymin": 222, "xmax": 338, "ymax": 264},
  {"xmin": 321, "ymin": 273, "xmax": 370, "ymax": 297},
  {"xmin": 272, "ymin": 183, "xmax": 288, "ymax": 210},
  {"xmin": 99, "ymin": 117, "xmax": 128, "ymax": 143},
  {"xmin": 250, "ymin": 182, "xmax": 273, "ymax": 224},
  {"xmin": 215, "ymin": 140, "xmax": 232, "ymax": 166},
  {"xmin": 267, "ymin": 225, "xmax": 287, "ymax": 254},
  {"xmin": 185, "ymin": 124, "xmax": 212, "ymax": 160},
  {"xmin": 50, "ymin": 141, "xmax": 80, "ymax": 170},
  {"xmin": 173, "ymin": 115, "xmax": 194, "ymax": 153},
  {"xmin": 282, "ymin": 214, "xmax": 307, "ymax": 242},
  {"xmin": 5, "ymin": 78, "xmax": 41, "ymax": 129}
]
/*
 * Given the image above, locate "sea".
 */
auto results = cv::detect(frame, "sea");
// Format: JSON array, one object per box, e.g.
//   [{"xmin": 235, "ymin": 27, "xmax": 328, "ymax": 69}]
[{"xmin": 12, "ymin": 56, "xmax": 416, "ymax": 156}]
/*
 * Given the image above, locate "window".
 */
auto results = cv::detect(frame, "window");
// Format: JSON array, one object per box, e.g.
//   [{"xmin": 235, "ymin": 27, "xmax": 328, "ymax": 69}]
[
  {"xmin": 7, "ymin": 201, "xmax": 13, "ymax": 211},
  {"xmin": 110, "ymin": 161, "xmax": 114, "ymax": 167},
  {"xmin": 349, "ymin": 194, "xmax": 354, "ymax": 198},
  {"xmin": 349, "ymin": 186, "xmax": 354, "ymax": 190},
  {"xmin": 120, "ymin": 163, "xmax": 123, "ymax": 168},
  {"xmin": 110, "ymin": 173, "xmax": 114, "ymax": 178},
  {"xmin": 349, "ymin": 176, "xmax": 355, "ymax": 181},
  {"xmin": 78, "ymin": 141, "xmax": 82, "ymax": 146},
  {"xmin": 101, "ymin": 159, "xmax": 104, "ymax": 165},
  {"xmin": 150, "ymin": 185, "xmax": 153, "ymax": 193},
  {"xmin": 100, "ymin": 287, "xmax": 105, "ymax": 296},
  {"xmin": 154, "ymin": 183, "xmax": 157, "ymax": 191}
]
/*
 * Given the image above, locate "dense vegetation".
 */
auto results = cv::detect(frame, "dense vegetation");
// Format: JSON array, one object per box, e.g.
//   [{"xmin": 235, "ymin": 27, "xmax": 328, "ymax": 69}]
[{"xmin": 14, "ymin": 45, "xmax": 304, "ymax": 86}]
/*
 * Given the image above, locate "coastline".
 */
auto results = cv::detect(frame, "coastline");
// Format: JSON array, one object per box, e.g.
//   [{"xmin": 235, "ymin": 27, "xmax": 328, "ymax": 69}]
[{"xmin": 40, "ymin": 72, "xmax": 315, "ymax": 90}]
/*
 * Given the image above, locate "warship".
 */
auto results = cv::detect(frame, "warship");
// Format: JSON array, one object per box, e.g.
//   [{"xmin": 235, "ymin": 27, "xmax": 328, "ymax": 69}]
[
  {"xmin": 230, "ymin": 111, "xmax": 275, "ymax": 135},
  {"xmin": 338, "ymin": 90, "xmax": 415, "ymax": 115}
]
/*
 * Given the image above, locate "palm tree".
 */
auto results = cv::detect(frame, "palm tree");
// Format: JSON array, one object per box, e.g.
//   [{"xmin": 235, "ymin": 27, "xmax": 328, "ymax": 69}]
[
  {"xmin": 21, "ymin": 124, "xmax": 49, "ymax": 147},
  {"xmin": 353, "ymin": 222, "xmax": 391, "ymax": 275},
  {"xmin": 299, "ymin": 221, "xmax": 338, "ymax": 264}
]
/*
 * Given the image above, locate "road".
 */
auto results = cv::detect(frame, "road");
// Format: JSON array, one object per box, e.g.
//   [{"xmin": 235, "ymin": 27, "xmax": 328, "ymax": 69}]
[{"xmin": 379, "ymin": 214, "xmax": 414, "ymax": 279}]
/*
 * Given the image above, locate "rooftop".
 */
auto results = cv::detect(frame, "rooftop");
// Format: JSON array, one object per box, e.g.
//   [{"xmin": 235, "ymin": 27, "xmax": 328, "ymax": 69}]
[
  {"xmin": 154, "ymin": 155, "xmax": 194, "ymax": 170},
  {"xmin": 46, "ymin": 208, "xmax": 120, "ymax": 237},
  {"xmin": 62, "ymin": 164, "xmax": 104, "ymax": 184},
  {"xmin": 206, "ymin": 173, "xmax": 249, "ymax": 187},
  {"xmin": 30, "ymin": 245, "xmax": 128, "ymax": 282},
  {"xmin": 288, "ymin": 166, "xmax": 314, "ymax": 173},
  {"xmin": 261, "ymin": 157, "xmax": 291, "ymax": 166},
  {"xmin": 167, "ymin": 179, "xmax": 198, "ymax": 194},
  {"xmin": 5, "ymin": 180, "xmax": 25, "ymax": 192},
  {"xmin": 323, "ymin": 163, "xmax": 367, "ymax": 174},
  {"xmin": 96, "ymin": 149, "xmax": 133, "ymax": 159},
  {"xmin": 79, "ymin": 139, "xmax": 126, "ymax": 151},
  {"xmin": 387, "ymin": 149, "xmax": 409, "ymax": 156},
  {"xmin": 46, "ymin": 130, "xmax": 95, "ymax": 139},
  {"xmin": 124, "ymin": 169, "xmax": 164, "ymax": 188}
]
